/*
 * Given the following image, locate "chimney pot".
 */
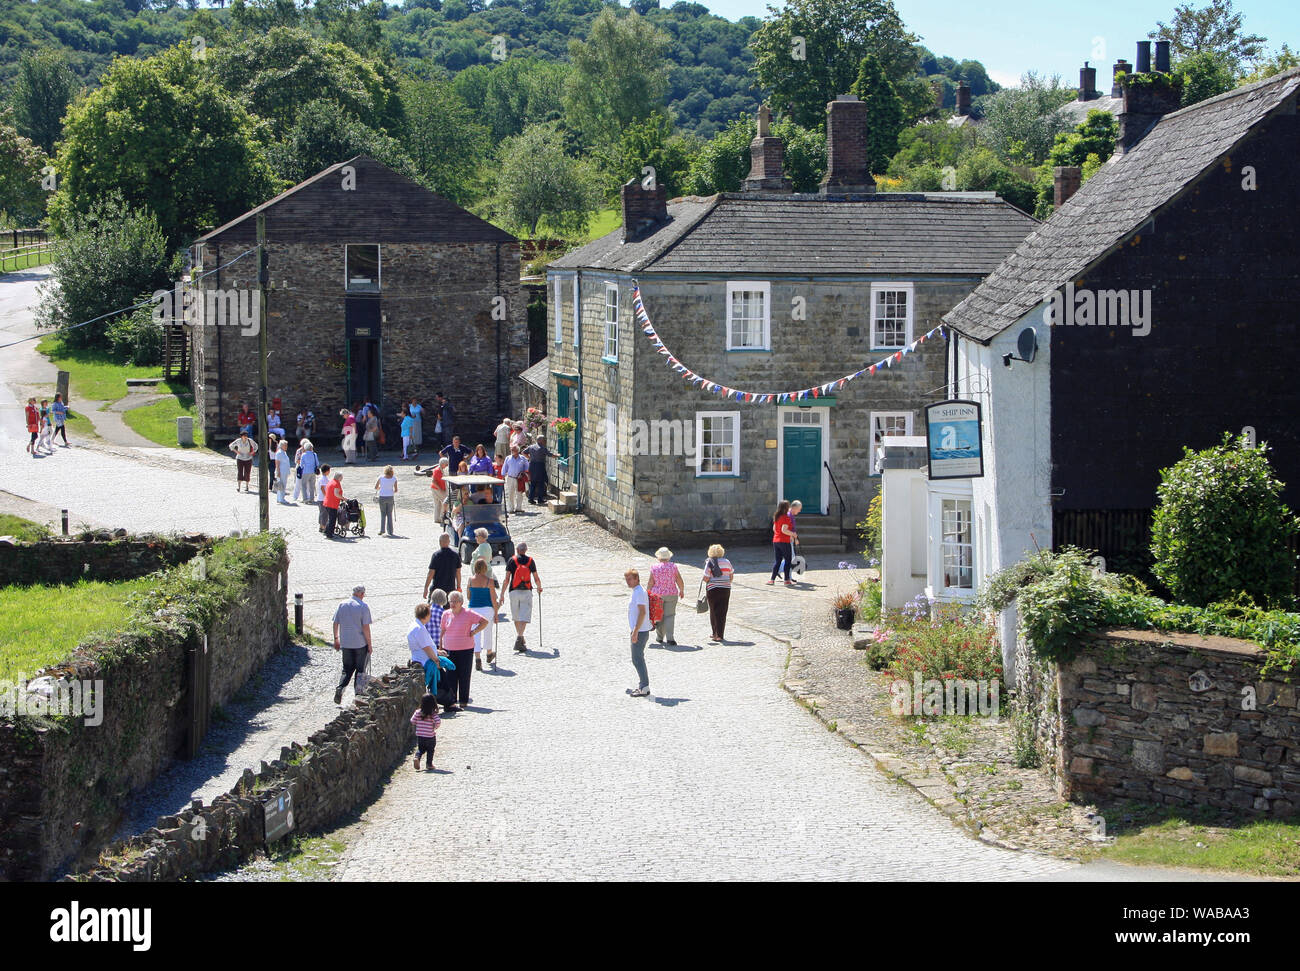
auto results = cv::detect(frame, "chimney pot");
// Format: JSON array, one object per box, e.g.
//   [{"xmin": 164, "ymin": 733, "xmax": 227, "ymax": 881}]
[
  {"xmin": 1154, "ymin": 40, "xmax": 1171, "ymax": 73},
  {"xmin": 1111, "ymin": 59, "xmax": 1131, "ymax": 97},
  {"xmin": 620, "ymin": 179, "xmax": 668, "ymax": 242},
  {"xmin": 1078, "ymin": 62, "xmax": 1098, "ymax": 101},
  {"xmin": 820, "ymin": 95, "xmax": 875, "ymax": 195},
  {"xmin": 1136, "ymin": 41, "xmax": 1152, "ymax": 74},
  {"xmin": 1053, "ymin": 166, "xmax": 1082, "ymax": 209},
  {"xmin": 742, "ymin": 105, "xmax": 792, "ymax": 193}
]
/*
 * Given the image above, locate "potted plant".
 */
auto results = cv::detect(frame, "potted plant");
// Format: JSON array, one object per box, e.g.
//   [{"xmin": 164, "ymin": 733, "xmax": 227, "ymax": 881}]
[
  {"xmin": 832, "ymin": 590, "xmax": 859, "ymax": 630},
  {"xmin": 550, "ymin": 416, "xmax": 576, "ymax": 439},
  {"xmin": 525, "ymin": 406, "xmax": 548, "ymax": 436}
]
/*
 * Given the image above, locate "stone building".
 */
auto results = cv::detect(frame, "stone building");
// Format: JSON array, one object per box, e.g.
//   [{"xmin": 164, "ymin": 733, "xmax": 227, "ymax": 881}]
[
  {"xmin": 544, "ymin": 99, "xmax": 1038, "ymax": 548},
  {"xmin": 188, "ymin": 156, "xmax": 527, "ymax": 445}
]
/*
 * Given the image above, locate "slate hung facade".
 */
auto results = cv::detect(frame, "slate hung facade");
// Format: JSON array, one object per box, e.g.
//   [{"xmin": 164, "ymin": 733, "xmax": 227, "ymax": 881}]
[
  {"xmin": 545, "ymin": 99, "xmax": 1038, "ymax": 547},
  {"xmin": 885, "ymin": 57, "xmax": 1300, "ymax": 673},
  {"xmin": 189, "ymin": 156, "xmax": 528, "ymax": 445}
]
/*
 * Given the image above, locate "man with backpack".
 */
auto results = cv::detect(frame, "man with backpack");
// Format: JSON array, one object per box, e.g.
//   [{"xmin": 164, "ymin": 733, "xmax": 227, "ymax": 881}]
[{"xmin": 505, "ymin": 541, "xmax": 542, "ymax": 653}]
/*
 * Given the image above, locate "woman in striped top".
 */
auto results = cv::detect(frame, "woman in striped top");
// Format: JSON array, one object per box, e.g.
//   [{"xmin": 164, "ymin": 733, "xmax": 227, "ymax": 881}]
[
  {"xmin": 704, "ymin": 544, "xmax": 734, "ymax": 643},
  {"xmin": 411, "ymin": 693, "xmax": 441, "ymax": 771}
]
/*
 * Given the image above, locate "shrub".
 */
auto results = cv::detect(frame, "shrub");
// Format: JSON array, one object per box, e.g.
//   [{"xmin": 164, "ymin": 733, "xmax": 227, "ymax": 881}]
[
  {"xmin": 1150, "ymin": 433, "xmax": 1298, "ymax": 608},
  {"xmin": 105, "ymin": 298, "xmax": 164, "ymax": 366},
  {"xmin": 859, "ymin": 491, "xmax": 883, "ymax": 558},
  {"xmin": 885, "ymin": 605, "xmax": 1002, "ymax": 685},
  {"xmin": 863, "ymin": 626, "xmax": 895, "ymax": 670},
  {"xmin": 859, "ymin": 577, "xmax": 882, "ymax": 623}
]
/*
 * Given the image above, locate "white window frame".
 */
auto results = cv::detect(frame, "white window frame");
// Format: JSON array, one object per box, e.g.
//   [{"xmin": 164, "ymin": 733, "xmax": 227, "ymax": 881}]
[
  {"xmin": 694, "ymin": 411, "xmax": 741, "ymax": 477},
  {"xmin": 572, "ymin": 276, "xmax": 579, "ymax": 348},
  {"xmin": 869, "ymin": 411, "xmax": 914, "ymax": 475},
  {"xmin": 926, "ymin": 484, "xmax": 976, "ymax": 602},
  {"xmin": 870, "ymin": 282, "xmax": 913, "ymax": 350},
  {"xmin": 553, "ymin": 276, "xmax": 562, "ymax": 344},
  {"xmin": 725, "ymin": 281, "xmax": 771, "ymax": 351},
  {"xmin": 345, "ymin": 244, "xmax": 381, "ymax": 293},
  {"xmin": 603, "ymin": 284, "xmax": 619, "ymax": 361},
  {"xmin": 606, "ymin": 403, "xmax": 617, "ymax": 479},
  {"xmin": 776, "ymin": 406, "xmax": 829, "ymax": 512}
]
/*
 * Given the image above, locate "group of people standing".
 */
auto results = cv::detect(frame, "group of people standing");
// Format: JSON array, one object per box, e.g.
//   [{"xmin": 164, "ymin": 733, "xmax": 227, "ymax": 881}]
[{"xmin": 23, "ymin": 395, "xmax": 69, "ymax": 457}]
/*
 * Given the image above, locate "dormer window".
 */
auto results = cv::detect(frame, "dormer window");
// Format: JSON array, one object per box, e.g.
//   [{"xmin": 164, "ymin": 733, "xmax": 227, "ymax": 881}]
[{"xmin": 346, "ymin": 245, "xmax": 380, "ymax": 293}]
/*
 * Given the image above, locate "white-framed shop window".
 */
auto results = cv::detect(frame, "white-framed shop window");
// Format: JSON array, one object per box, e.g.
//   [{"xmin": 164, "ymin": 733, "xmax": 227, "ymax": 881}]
[
  {"xmin": 870, "ymin": 411, "xmax": 914, "ymax": 474},
  {"xmin": 726, "ymin": 281, "xmax": 770, "ymax": 350},
  {"xmin": 604, "ymin": 284, "xmax": 619, "ymax": 361},
  {"xmin": 939, "ymin": 497, "xmax": 974, "ymax": 593},
  {"xmin": 870, "ymin": 282, "xmax": 913, "ymax": 349},
  {"xmin": 695, "ymin": 411, "xmax": 740, "ymax": 476}
]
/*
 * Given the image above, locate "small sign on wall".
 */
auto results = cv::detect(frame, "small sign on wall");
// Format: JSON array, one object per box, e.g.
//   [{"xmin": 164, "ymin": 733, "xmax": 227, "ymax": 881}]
[
  {"xmin": 925, "ymin": 400, "xmax": 984, "ymax": 480},
  {"xmin": 765, "ymin": 439, "xmax": 777, "ymax": 449},
  {"xmin": 263, "ymin": 788, "xmax": 295, "ymax": 844}
]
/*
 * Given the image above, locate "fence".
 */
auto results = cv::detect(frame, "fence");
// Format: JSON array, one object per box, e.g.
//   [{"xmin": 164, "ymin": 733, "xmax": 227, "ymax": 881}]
[{"xmin": 0, "ymin": 241, "xmax": 53, "ymax": 273}]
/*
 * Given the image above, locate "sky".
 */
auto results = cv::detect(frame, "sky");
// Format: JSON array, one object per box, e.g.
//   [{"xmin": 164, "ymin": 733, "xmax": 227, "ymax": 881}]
[{"xmin": 696, "ymin": 0, "xmax": 1299, "ymax": 87}]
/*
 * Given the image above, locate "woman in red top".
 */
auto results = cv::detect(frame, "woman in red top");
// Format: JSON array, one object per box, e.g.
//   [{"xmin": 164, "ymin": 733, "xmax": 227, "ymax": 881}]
[
  {"xmin": 237, "ymin": 402, "xmax": 256, "ymax": 435},
  {"xmin": 769, "ymin": 500, "xmax": 797, "ymax": 586},
  {"xmin": 430, "ymin": 456, "xmax": 449, "ymax": 521},
  {"xmin": 322, "ymin": 471, "xmax": 344, "ymax": 538},
  {"xmin": 24, "ymin": 398, "xmax": 38, "ymax": 457}
]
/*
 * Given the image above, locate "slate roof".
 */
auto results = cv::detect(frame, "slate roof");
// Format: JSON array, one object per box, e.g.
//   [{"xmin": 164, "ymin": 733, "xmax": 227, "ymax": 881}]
[
  {"xmin": 519, "ymin": 356, "xmax": 550, "ymax": 391},
  {"xmin": 1056, "ymin": 94, "xmax": 1123, "ymax": 126},
  {"xmin": 197, "ymin": 156, "xmax": 515, "ymax": 246},
  {"xmin": 550, "ymin": 193, "xmax": 1039, "ymax": 277},
  {"xmin": 945, "ymin": 69, "xmax": 1300, "ymax": 342}
]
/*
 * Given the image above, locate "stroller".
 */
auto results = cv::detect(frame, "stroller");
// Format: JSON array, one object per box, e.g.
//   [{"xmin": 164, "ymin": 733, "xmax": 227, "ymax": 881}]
[{"xmin": 336, "ymin": 497, "xmax": 366, "ymax": 537}]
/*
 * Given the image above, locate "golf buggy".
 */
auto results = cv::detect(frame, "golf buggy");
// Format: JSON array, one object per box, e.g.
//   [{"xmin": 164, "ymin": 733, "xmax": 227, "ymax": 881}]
[{"xmin": 413, "ymin": 468, "xmax": 514, "ymax": 563}]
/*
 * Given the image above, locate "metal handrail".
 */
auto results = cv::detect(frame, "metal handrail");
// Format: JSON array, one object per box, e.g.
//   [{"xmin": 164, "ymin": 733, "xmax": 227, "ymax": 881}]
[{"xmin": 824, "ymin": 460, "xmax": 845, "ymax": 548}]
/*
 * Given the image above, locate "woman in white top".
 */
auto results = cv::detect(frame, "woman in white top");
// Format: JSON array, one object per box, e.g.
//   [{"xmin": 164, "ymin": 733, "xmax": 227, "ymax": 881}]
[
  {"xmin": 274, "ymin": 440, "xmax": 293, "ymax": 505},
  {"xmin": 374, "ymin": 465, "xmax": 399, "ymax": 536}
]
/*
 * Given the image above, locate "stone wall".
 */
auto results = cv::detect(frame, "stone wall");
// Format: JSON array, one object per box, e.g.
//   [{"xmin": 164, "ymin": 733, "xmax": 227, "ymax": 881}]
[
  {"xmin": 192, "ymin": 239, "xmax": 527, "ymax": 446},
  {"xmin": 1028, "ymin": 629, "xmax": 1300, "ymax": 816},
  {"xmin": 70, "ymin": 665, "xmax": 425, "ymax": 882},
  {"xmin": 0, "ymin": 534, "xmax": 208, "ymax": 587},
  {"xmin": 0, "ymin": 544, "xmax": 288, "ymax": 880}
]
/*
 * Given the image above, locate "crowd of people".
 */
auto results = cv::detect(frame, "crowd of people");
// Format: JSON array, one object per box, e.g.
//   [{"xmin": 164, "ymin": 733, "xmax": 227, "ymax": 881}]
[{"xmin": 22, "ymin": 395, "xmax": 70, "ymax": 457}]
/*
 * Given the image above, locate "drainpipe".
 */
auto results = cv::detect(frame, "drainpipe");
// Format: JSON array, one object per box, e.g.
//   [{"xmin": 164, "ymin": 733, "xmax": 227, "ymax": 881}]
[
  {"xmin": 495, "ymin": 242, "xmax": 504, "ymax": 418},
  {"xmin": 574, "ymin": 268, "xmax": 583, "ymax": 512},
  {"xmin": 215, "ymin": 242, "xmax": 223, "ymax": 437}
]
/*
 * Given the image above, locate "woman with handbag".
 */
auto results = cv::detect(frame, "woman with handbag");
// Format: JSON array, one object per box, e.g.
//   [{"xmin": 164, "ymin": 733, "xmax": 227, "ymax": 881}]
[
  {"xmin": 649, "ymin": 547, "xmax": 685, "ymax": 645},
  {"xmin": 703, "ymin": 544, "xmax": 734, "ymax": 643}
]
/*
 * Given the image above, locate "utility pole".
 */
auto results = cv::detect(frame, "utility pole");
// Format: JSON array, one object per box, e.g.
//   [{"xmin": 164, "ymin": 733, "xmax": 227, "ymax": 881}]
[{"xmin": 257, "ymin": 213, "xmax": 270, "ymax": 533}]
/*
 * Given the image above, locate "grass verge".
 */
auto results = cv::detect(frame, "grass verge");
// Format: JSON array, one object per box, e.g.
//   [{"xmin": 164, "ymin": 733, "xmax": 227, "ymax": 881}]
[
  {"xmin": 0, "ymin": 577, "xmax": 157, "ymax": 682},
  {"xmin": 122, "ymin": 392, "xmax": 205, "ymax": 448},
  {"xmin": 1097, "ymin": 802, "xmax": 1300, "ymax": 877},
  {"xmin": 258, "ymin": 835, "xmax": 347, "ymax": 881},
  {"xmin": 36, "ymin": 337, "xmax": 166, "ymax": 402},
  {"xmin": 0, "ymin": 514, "xmax": 51, "ymax": 542}
]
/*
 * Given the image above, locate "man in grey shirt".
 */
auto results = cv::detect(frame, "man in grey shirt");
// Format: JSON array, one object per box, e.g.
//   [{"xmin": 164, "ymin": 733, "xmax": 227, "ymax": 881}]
[{"xmin": 332, "ymin": 585, "xmax": 373, "ymax": 704}]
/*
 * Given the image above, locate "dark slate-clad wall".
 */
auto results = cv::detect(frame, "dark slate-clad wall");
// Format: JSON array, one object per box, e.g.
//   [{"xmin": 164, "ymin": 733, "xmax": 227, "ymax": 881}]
[{"xmin": 1050, "ymin": 113, "xmax": 1300, "ymax": 510}]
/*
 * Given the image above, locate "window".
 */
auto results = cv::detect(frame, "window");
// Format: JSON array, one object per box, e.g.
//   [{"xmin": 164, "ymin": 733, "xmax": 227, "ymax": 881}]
[
  {"xmin": 870, "ymin": 411, "xmax": 914, "ymax": 474},
  {"xmin": 572, "ymin": 276, "xmax": 579, "ymax": 348},
  {"xmin": 726, "ymin": 281, "xmax": 770, "ymax": 350},
  {"xmin": 695, "ymin": 412, "xmax": 740, "ymax": 476},
  {"xmin": 345, "ymin": 245, "xmax": 380, "ymax": 292},
  {"xmin": 940, "ymin": 498, "xmax": 974, "ymax": 591},
  {"xmin": 606, "ymin": 403, "xmax": 617, "ymax": 479},
  {"xmin": 604, "ymin": 284, "xmax": 619, "ymax": 361},
  {"xmin": 870, "ymin": 283, "xmax": 913, "ymax": 349},
  {"xmin": 554, "ymin": 276, "xmax": 562, "ymax": 344}
]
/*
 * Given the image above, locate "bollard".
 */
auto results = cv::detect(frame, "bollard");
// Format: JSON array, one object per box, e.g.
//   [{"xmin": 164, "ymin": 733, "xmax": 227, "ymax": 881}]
[
  {"xmin": 61, "ymin": 509, "xmax": 69, "ymax": 536},
  {"xmin": 294, "ymin": 593, "xmax": 303, "ymax": 634}
]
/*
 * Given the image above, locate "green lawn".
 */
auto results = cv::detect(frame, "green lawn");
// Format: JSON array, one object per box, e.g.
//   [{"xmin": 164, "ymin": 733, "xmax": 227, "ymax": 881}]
[
  {"xmin": 0, "ymin": 577, "xmax": 156, "ymax": 682},
  {"xmin": 37, "ymin": 337, "xmax": 166, "ymax": 403},
  {"xmin": 0, "ymin": 514, "xmax": 51, "ymax": 542},
  {"xmin": 1098, "ymin": 804, "xmax": 1300, "ymax": 877},
  {"xmin": 584, "ymin": 208, "xmax": 621, "ymax": 240},
  {"xmin": 0, "ymin": 246, "xmax": 53, "ymax": 274},
  {"xmin": 123, "ymin": 393, "xmax": 205, "ymax": 448}
]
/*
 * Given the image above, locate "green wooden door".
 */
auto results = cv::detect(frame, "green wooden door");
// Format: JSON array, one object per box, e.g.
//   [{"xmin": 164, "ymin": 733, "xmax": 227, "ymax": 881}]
[{"xmin": 782, "ymin": 425, "xmax": 821, "ymax": 509}]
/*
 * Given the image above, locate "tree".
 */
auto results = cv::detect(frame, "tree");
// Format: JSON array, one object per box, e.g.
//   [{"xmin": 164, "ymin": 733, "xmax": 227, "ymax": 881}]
[
  {"xmin": 1046, "ymin": 109, "xmax": 1117, "ymax": 167},
  {"xmin": 268, "ymin": 100, "xmax": 420, "ymax": 186},
  {"xmin": 851, "ymin": 54, "xmax": 903, "ymax": 175},
  {"xmin": 10, "ymin": 50, "xmax": 78, "ymax": 155},
  {"xmin": 36, "ymin": 193, "xmax": 179, "ymax": 352},
  {"xmin": 399, "ymin": 78, "xmax": 490, "ymax": 206},
  {"xmin": 683, "ymin": 114, "xmax": 825, "ymax": 194},
  {"xmin": 1174, "ymin": 49, "xmax": 1239, "ymax": 106},
  {"xmin": 749, "ymin": 0, "xmax": 919, "ymax": 129},
  {"xmin": 1150, "ymin": 0, "xmax": 1266, "ymax": 72},
  {"xmin": 595, "ymin": 112, "xmax": 699, "ymax": 200},
  {"xmin": 206, "ymin": 28, "xmax": 405, "ymax": 139},
  {"xmin": 48, "ymin": 45, "xmax": 276, "ymax": 247},
  {"xmin": 0, "ymin": 110, "xmax": 47, "ymax": 226},
  {"xmin": 488, "ymin": 123, "xmax": 603, "ymax": 236},
  {"xmin": 954, "ymin": 147, "xmax": 1035, "ymax": 215},
  {"xmin": 481, "ymin": 58, "xmax": 569, "ymax": 142},
  {"xmin": 564, "ymin": 8, "xmax": 670, "ymax": 148},
  {"xmin": 1243, "ymin": 44, "xmax": 1299, "ymax": 83},
  {"xmin": 1151, "ymin": 433, "xmax": 1298, "ymax": 607},
  {"xmin": 976, "ymin": 72, "xmax": 1075, "ymax": 166}
]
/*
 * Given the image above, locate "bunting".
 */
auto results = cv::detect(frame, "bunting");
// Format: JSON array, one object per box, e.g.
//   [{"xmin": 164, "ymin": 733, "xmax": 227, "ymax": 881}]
[{"xmin": 632, "ymin": 285, "xmax": 945, "ymax": 404}]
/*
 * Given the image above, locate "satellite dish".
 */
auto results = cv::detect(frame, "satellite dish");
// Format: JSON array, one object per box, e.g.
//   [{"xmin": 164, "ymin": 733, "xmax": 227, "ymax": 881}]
[{"xmin": 1017, "ymin": 327, "xmax": 1038, "ymax": 363}]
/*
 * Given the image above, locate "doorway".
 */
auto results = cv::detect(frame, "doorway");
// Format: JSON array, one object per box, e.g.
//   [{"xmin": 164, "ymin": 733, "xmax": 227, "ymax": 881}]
[
  {"xmin": 345, "ymin": 297, "xmax": 381, "ymax": 411},
  {"xmin": 779, "ymin": 407, "xmax": 828, "ymax": 513}
]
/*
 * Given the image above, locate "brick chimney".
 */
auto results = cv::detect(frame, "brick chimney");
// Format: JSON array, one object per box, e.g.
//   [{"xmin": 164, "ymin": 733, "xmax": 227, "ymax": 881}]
[
  {"xmin": 1054, "ymin": 166, "xmax": 1082, "ymax": 209},
  {"xmin": 955, "ymin": 81, "xmax": 971, "ymax": 116},
  {"xmin": 1117, "ymin": 41, "xmax": 1182, "ymax": 154},
  {"xmin": 741, "ymin": 105, "xmax": 792, "ymax": 193},
  {"xmin": 1078, "ymin": 62, "xmax": 1098, "ymax": 101},
  {"xmin": 820, "ymin": 95, "xmax": 875, "ymax": 194},
  {"xmin": 1111, "ymin": 59, "xmax": 1131, "ymax": 97},
  {"xmin": 620, "ymin": 178, "xmax": 668, "ymax": 242}
]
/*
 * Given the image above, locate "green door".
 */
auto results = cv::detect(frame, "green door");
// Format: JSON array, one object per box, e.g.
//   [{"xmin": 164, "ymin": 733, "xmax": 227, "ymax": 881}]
[{"xmin": 783, "ymin": 425, "xmax": 822, "ymax": 511}]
